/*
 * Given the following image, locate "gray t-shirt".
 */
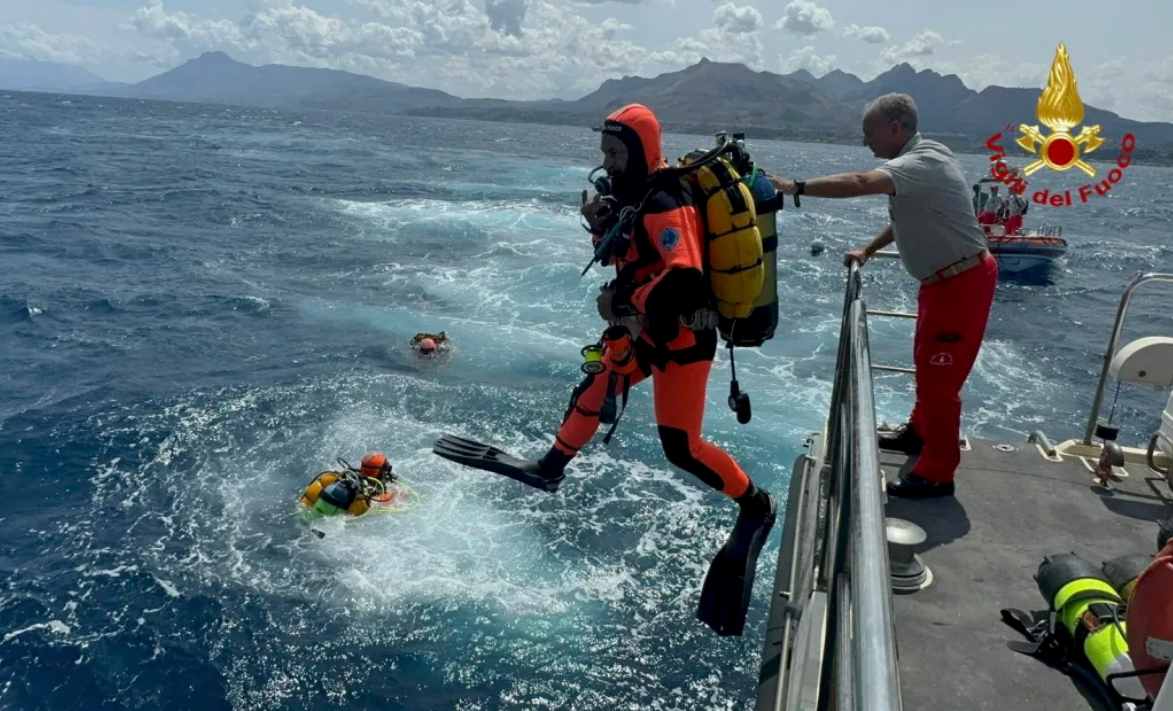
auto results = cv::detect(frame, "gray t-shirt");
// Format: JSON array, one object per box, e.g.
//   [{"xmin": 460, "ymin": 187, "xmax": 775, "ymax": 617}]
[{"xmin": 875, "ymin": 134, "xmax": 988, "ymax": 281}]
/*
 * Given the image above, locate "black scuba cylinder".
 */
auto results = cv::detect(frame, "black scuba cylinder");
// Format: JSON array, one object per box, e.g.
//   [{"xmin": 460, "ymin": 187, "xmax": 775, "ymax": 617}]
[
  {"xmin": 1101, "ymin": 553, "xmax": 1154, "ymax": 603},
  {"xmin": 320, "ymin": 480, "xmax": 356, "ymax": 510}
]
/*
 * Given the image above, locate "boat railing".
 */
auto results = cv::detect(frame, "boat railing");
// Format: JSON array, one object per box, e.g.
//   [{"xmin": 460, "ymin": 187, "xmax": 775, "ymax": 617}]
[
  {"xmin": 769, "ymin": 254, "xmax": 904, "ymax": 711},
  {"xmin": 1081, "ymin": 272, "xmax": 1173, "ymax": 445}
]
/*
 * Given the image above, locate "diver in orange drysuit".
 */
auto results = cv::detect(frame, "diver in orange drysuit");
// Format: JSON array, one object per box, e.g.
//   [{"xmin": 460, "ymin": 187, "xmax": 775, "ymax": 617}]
[{"xmin": 434, "ymin": 104, "xmax": 777, "ymax": 637}]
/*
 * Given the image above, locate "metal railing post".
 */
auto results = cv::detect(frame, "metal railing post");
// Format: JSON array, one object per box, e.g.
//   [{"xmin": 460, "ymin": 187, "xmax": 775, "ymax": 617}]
[{"xmin": 1082, "ymin": 273, "xmax": 1173, "ymax": 444}]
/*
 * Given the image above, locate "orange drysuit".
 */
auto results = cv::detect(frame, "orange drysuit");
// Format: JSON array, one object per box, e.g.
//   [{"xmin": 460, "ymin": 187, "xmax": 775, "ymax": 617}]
[{"xmin": 549, "ymin": 104, "xmax": 753, "ymax": 499}]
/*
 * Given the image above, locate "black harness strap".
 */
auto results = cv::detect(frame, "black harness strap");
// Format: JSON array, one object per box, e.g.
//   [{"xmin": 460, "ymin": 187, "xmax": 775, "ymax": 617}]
[{"xmin": 1000, "ymin": 607, "xmax": 1132, "ymax": 711}]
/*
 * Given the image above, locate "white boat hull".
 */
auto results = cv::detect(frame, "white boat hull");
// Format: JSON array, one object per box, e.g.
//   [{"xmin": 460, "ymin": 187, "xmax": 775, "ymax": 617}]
[
  {"xmin": 992, "ymin": 253, "xmax": 1060, "ymax": 274},
  {"xmin": 984, "ymin": 226, "xmax": 1068, "ymax": 275}
]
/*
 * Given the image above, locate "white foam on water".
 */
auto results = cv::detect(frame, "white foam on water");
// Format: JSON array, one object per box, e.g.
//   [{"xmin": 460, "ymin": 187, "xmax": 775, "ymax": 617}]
[
  {"xmin": 2, "ymin": 620, "xmax": 71, "ymax": 643},
  {"xmin": 966, "ymin": 337, "xmax": 1070, "ymax": 439},
  {"xmin": 54, "ymin": 363, "xmax": 782, "ymax": 709},
  {"xmin": 333, "ymin": 197, "xmax": 577, "ymax": 240}
]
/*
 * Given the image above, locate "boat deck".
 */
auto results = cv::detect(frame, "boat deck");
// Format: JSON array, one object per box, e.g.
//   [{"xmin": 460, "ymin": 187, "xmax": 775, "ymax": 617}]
[{"xmin": 881, "ymin": 437, "xmax": 1171, "ymax": 711}]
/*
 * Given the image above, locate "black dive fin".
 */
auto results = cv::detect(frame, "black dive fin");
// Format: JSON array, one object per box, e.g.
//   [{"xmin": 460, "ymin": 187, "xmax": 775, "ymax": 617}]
[
  {"xmin": 433, "ymin": 434, "xmax": 564, "ymax": 493},
  {"xmin": 698, "ymin": 495, "xmax": 779, "ymax": 636}
]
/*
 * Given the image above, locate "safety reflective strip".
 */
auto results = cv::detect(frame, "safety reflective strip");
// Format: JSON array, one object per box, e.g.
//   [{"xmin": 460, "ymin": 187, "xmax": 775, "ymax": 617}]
[{"xmin": 1149, "ymin": 638, "xmax": 1173, "ymax": 662}]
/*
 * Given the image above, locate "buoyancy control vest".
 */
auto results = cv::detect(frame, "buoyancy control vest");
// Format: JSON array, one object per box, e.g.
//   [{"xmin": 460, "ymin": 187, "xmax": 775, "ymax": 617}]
[{"xmin": 300, "ymin": 471, "xmax": 371, "ymax": 517}]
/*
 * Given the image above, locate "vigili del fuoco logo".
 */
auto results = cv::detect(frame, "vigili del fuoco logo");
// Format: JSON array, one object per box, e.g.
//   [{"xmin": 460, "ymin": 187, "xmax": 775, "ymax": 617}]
[{"xmin": 984, "ymin": 42, "xmax": 1136, "ymax": 207}]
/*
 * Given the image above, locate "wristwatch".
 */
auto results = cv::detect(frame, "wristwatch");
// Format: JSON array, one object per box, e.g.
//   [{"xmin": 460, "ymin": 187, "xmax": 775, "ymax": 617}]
[{"xmin": 795, "ymin": 181, "xmax": 806, "ymax": 195}]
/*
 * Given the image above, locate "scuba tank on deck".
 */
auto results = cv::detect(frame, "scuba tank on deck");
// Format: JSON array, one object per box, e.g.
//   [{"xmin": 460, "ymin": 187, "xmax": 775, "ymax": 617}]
[
  {"xmin": 1035, "ymin": 552, "xmax": 1143, "ymax": 703},
  {"xmin": 1003, "ymin": 552, "xmax": 1150, "ymax": 705}
]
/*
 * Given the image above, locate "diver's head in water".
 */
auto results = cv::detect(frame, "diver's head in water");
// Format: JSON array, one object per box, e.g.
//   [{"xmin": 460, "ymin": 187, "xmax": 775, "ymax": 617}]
[
  {"xmin": 598, "ymin": 104, "xmax": 664, "ymax": 203},
  {"xmin": 417, "ymin": 337, "xmax": 437, "ymax": 354},
  {"xmin": 360, "ymin": 451, "xmax": 392, "ymax": 480}
]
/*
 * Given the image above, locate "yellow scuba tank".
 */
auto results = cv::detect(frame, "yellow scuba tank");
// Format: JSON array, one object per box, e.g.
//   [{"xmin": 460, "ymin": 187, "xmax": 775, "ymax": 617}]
[
  {"xmin": 678, "ymin": 148, "xmax": 765, "ymax": 323},
  {"xmin": 677, "ymin": 133, "xmax": 783, "ymax": 425},
  {"xmin": 1036, "ymin": 552, "xmax": 1149, "ymax": 702}
]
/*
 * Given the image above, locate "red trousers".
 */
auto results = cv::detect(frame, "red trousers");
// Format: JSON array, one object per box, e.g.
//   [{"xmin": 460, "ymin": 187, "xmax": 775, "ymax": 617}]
[
  {"xmin": 551, "ymin": 343, "xmax": 751, "ymax": 499},
  {"xmin": 1004, "ymin": 214, "xmax": 1023, "ymax": 234},
  {"xmin": 909, "ymin": 255, "xmax": 999, "ymax": 482}
]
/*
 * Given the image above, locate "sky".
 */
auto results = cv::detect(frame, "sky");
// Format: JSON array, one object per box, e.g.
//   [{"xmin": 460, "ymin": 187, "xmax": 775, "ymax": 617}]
[{"xmin": 1, "ymin": 0, "xmax": 1171, "ymax": 122}]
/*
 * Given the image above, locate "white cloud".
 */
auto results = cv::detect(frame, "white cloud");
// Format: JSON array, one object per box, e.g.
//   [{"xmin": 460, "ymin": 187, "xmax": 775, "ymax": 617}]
[
  {"xmin": 0, "ymin": 23, "xmax": 108, "ymax": 66},
  {"xmin": 775, "ymin": 1, "xmax": 834, "ymax": 36},
  {"xmin": 649, "ymin": 2, "xmax": 765, "ymax": 70},
  {"xmin": 713, "ymin": 2, "xmax": 763, "ymax": 34},
  {"xmin": 933, "ymin": 53, "xmax": 1173, "ymax": 123},
  {"xmin": 878, "ymin": 30, "xmax": 958, "ymax": 65},
  {"xmin": 1131, "ymin": 57, "xmax": 1173, "ymax": 121},
  {"xmin": 9, "ymin": 0, "xmax": 1164, "ymax": 123},
  {"xmin": 781, "ymin": 46, "xmax": 836, "ymax": 75},
  {"xmin": 932, "ymin": 53, "xmax": 1047, "ymax": 91},
  {"xmin": 844, "ymin": 24, "xmax": 888, "ymax": 44},
  {"xmin": 124, "ymin": 0, "xmax": 655, "ymax": 99}
]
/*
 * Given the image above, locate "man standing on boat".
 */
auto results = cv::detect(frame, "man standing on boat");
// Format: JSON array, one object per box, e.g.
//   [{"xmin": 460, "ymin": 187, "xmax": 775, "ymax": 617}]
[
  {"xmin": 979, "ymin": 184, "xmax": 1004, "ymax": 225},
  {"xmin": 766, "ymin": 92, "xmax": 998, "ymax": 498}
]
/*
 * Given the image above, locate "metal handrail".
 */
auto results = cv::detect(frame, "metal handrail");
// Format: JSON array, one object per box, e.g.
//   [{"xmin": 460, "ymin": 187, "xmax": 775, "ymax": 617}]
[
  {"xmin": 1081, "ymin": 273, "xmax": 1173, "ymax": 445},
  {"xmin": 763, "ymin": 258, "xmax": 904, "ymax": 711},
  {"xmin": 846, "ymin": 299, "xmax": 902, "ymax": 711},
  {"xmin": 809, "ymin": 262, "xmax": 903, "ymax": 711}
]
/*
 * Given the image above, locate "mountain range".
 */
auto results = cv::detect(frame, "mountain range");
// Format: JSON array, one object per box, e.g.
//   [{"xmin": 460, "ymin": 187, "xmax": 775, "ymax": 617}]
[
  {"xmin": 4, "ymin": 52, "xmax": 1172, "ymax": 162},
  {"xmin": 0, "ymin": 57, "xmax": 128, "ymax": 95}
]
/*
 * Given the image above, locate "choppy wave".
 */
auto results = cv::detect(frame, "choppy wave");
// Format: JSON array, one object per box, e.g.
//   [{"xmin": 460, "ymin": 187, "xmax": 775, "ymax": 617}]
[{"xmin": 2, "ymin": 90, "xmax": 1170, "ymax": 710}]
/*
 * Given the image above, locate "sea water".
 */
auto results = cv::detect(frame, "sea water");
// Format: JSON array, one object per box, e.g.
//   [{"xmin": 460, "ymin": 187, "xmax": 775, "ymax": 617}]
[{"xmin": 1, "ymin": 91, "xmax": 1170, "ymax": 710}]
